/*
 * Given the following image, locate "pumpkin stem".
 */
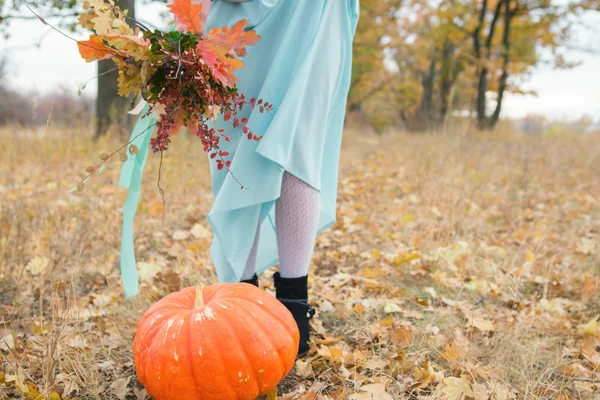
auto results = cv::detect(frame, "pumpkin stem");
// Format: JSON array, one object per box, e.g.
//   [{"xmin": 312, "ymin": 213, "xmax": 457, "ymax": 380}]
[{"xmin": 195, "ymin": 284, "xmax": 205, "ymax": 308}]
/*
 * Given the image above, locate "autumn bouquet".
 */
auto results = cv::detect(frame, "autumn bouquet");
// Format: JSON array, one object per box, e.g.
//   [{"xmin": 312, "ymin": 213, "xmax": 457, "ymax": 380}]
[{"xmin": 73, "ymin": 0, "xmax": 272, "ymax": 172}]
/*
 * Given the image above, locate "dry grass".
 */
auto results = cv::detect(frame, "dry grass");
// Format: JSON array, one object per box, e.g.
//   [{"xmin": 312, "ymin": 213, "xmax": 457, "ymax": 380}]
[{"xmin": 0, "ymin": 120, "xmax": 599, "ymax": 399}]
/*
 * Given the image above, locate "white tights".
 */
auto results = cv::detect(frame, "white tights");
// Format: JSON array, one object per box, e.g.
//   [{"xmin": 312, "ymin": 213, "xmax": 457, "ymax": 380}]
[{"xmin": 241, "ymin": 172, "xmax": 320, "ymax": 280}]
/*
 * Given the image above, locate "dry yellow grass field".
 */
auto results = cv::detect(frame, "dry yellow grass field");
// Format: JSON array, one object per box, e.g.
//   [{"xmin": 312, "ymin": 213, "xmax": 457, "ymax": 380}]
[{"xmin": 0, "ymin": 120, "xmax": 599, "ymax": 399}]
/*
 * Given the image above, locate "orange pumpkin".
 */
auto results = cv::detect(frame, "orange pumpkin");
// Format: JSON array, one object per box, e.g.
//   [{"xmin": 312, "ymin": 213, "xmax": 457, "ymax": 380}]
[{"xmin": 133, "ymin": 283, "xmax": 299, "ymax": 400}]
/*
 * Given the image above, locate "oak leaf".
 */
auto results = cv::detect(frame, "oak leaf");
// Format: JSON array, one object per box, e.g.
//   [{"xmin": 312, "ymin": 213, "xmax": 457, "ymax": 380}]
[
  {"xmin": 114, "ymin": 58, "xmax": 143, "ymax": 96},
  {"xmin": 104, "ymin": 32, "xmax": 150, "ymax": 61},
  {"xmin": 78, "ymin": 12, "xmax": 96, "ymax": 30},
  {"xmin": 91, "ymin": 11, "xmax": 114, "ymax": 35},
  {"xmin": 206, "ymin": 19, "xmax": 261, "ymax": 57},
  {"xmin": 391, "ymin": 326, "xmax": 414, "ymax": 348},
  {"xmin": 167, "ymin": 0, "xmax": 205, "ymax": 34},
  {"xmin": 77, "ymin": 35, "xmax": 115, "ymax": 62},
  {"xmin": 196, "ymin": 39, "xmax": 244, "ymax": 87},
  {"xmin": 441, "ymin": 377, "xmax": 474, "ymax": 400}
]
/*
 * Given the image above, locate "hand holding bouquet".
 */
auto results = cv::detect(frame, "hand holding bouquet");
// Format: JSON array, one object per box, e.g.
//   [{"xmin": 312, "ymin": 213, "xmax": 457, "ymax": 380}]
[{"xmin": 74, "ymin": 0, "xmax": 272, "ymax": 173}]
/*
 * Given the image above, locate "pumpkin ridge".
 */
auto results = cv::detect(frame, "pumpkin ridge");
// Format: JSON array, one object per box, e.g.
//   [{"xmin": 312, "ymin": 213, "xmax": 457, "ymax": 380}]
[
  {"xmin": 217, "ymin": 301, "xmax": 262, "ymax": 397},
  {"xmin": 226, "ymin": 298, "xmax": 289, "ymax": 372},
  {"xmin": 137, "ymin": 307, "xmax": 185, "ymax": 354},
  {"xmin": 197, "ymin": 306, "xmax": 239, "ymax": 399},
  {"xmin": 224, "ymin": 299, "xmax": 289, "ymax": 389},
  {"xmin": 234, "ymin": 296, "xmax": 298, "ymax": 340},
  {"xmin": 186, "ymin": 311, "xmax": 204, "ymax": 400}
]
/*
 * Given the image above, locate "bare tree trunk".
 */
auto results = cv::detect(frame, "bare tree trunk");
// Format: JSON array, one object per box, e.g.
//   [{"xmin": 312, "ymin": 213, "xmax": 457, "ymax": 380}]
[
  {"xmin": 95, "ymin": 0, "xmax": 136, "ymax": 139},
  {"xmin": 414, "ymin": 54, "xmax": 437, "ymax": 131},
  {"xmin": 475, "ymin": 66, "xmax": 488, "ymax": 128},
  {"xmin": 490, "ymin": 0, "xmax": 514, "ymax": 127},
  {"xmin": 474, "ymin": 0, "xmax": 507, "ymax": 130},
  {"xmin": 439, "ymin": 39, "xmax": 457, "ymax": 127},
  {"xmin": 473, "ymin": 0, "xmax": 487, "ymax": 128}
]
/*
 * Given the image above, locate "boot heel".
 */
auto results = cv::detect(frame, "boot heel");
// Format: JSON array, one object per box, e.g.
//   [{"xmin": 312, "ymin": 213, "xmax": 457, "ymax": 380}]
[{"xmin": 273, "ymin": 272, "xmax": 314, "ymax": 358}]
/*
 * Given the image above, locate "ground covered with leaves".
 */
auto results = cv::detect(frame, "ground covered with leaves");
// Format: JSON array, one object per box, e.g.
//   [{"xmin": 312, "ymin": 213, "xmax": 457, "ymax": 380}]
[{"xmin": 1, "ymin": 123, "xmax": 599, "ymax": 400}]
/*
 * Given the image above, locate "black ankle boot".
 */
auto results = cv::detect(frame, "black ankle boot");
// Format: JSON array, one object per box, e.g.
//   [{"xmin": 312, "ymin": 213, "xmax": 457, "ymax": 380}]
[
  {"xmin": 273, "ymin": 272, "xmax": 315, "ymax": 358},
  {"xmin": 240, "ymin": 274, "xmax": 259, "ymax": 287}
]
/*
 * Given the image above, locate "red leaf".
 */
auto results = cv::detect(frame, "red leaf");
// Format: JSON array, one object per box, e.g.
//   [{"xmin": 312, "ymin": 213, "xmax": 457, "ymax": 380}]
[
  {"xmin": 224, "ymin": 114, "xmax": 232, "ymax": 122},
  {"xmin": 242, "ymin": 126, "xmax": 249, "ymax": 134},
  {"xmin": 196, "ymin": 39, "xmax": 243, "ymax": 87},
  {"xmin": 206, "ymin": 19, "xmax": 261, "ymax": 57},
  {"xmin": 77, "ymin": 35, "xmax": 115, "ymax": 62},
  {"xmin": 167, "ymin": 0, "xmax": 205, "ymax": 34},
  {"xmin": 241, "ymin": 118, "xmax": 248, "ymax": 124},
  {"xmin": 247, "ymin": 133, "xmax": 252, "ymax": 140}
]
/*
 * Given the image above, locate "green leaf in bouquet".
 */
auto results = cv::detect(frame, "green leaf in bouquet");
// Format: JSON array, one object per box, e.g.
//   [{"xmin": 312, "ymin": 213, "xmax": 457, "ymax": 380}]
[
  {"xmin": 165, "ymin": 30, "xmax": 181, "ymax": 43},
  {"xmin": 180, "ymin": 33, "xmax": 200, "ymax": 51},
  {"xmin": 148, "ymin": 69, "xmax": 165, "ymax": 99}
]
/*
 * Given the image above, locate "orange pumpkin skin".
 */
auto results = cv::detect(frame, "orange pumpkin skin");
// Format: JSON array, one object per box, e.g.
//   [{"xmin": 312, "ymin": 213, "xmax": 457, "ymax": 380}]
[{"xmin": 133, "ymin": 283, "xmax": 299, "ymax": 400}]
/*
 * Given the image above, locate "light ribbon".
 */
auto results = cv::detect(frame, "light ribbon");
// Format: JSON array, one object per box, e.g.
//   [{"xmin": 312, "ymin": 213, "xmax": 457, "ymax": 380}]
[
  {"xmin": 117, "ymin": 16, "xmax": 176, "ymax": 298},
  {"xmin": 117, "ymin": 10, "xmax": 210, "ymax": 297},
  {"xmin": 118, "ymin": 101, "xmax": 156, "ymax": 297}
]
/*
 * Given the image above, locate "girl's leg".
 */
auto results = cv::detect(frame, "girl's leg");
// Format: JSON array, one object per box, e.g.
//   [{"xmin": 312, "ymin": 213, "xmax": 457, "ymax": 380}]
[
  {"xmin": 274, "ymin": 171, "xmax": 320, "ymax": 357},
  {"xmin": 240, "ymin": 171, "xmax": 319, "ymax": 286},
  {"xmin": 240, "ymin": 216, "xmax": 261, "ymax": 282},
  {"xmin": 276, "ymin": 172, "xmax": 320, "ymax": 278}
]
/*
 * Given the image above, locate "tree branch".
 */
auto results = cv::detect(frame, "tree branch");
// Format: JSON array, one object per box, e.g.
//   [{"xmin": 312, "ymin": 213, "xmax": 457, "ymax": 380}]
[{"xmin": 485, "ymin": 0, "xmax": 504, "ymax": 56}]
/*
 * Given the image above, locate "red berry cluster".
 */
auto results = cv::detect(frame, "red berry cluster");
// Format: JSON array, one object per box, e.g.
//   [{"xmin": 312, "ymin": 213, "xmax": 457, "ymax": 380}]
[{"xmin": 146, "ymin": 42, "xmax": 274, "ymax": 173}]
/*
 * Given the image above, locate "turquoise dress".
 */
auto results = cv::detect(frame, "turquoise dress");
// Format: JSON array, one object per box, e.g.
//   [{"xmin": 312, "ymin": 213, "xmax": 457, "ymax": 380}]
[{"xmin": 118, "ymin": 0, "xmax": 360, "ymax": 296}]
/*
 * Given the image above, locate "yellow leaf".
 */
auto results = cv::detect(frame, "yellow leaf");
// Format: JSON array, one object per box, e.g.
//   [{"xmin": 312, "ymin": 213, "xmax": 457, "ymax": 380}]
[
  {"xmin": 138, "ymin": 262, "xmax": 162, "ymax": 282},
  {"xmin": 441, "ymin": 377, "xmax": 474, "ymax": 400},
  {"xmin": 442, "ymin": 341, "xmax": 466, "ymax": 363},
  {"xmin": 295, "ymin": 359, "xmax": 313, "ymax": 378},
  {"xmin": 393, "ymin": 251, "xmax": 420, "ymax": 265},
  {"xmin": 384, "ymin": 303, "xmax": 402, "ymax": 313},
  {"xmin": 472, "ymin": 383, "xmax": 490, "ymax": 400},
  {"xmin": 78, "ymin": 12, "xmax": 96, "ymax": 30},
  {"xmin": 329, "ymin": 347, "xmax": 344, "ymax": 361},
  {"xmin": 361, "ymin": 267, "xmax": 387, "ymax": 278},
  {"xmin": 266, "ymin": 387, "xmax": 278, "ymax": 400},
  {"xmin": 466, "ymin": 315, "xmax": 496, "ymax": 332},
  {"xmin": 350, "ymin": 383, "xmax": 394, "ymax": 400},
  {"xmin": 353, "ymin": 304, "xmax": 366, "ymax": 313},
  {"xmin": 579, "ymin": 318, "xmax": 600, "ymax": 337},
  {"xmin": 26, "ymin": 256, "xmax": 50, "ymax": 276},
  {"xmin": 413, "ymin": 362, "xmax": 435, "ymax": 389},
  {"xmin": 526, "ymin": 251, "xmax": 535, "ymax": 261},
  {"xmin": 391, "ymin": 326, "xmax": 414, "ymax": 348}
]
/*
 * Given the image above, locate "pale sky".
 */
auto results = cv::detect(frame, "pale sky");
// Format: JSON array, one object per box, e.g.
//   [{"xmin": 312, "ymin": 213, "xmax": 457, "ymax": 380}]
[{"xmin": 2, "ymin": 3, "xmax": 599, "ymax": 121}]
